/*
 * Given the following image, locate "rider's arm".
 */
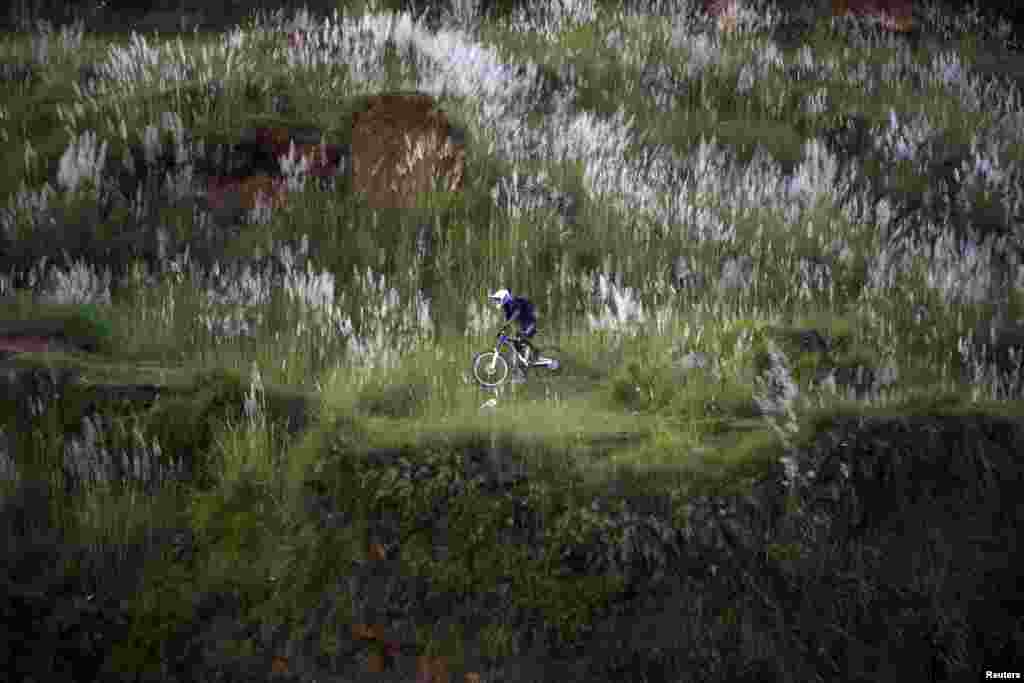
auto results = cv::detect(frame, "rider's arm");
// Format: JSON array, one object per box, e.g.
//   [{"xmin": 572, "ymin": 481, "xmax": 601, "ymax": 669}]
[{"xmin": 499, "ymin": 308, "xmax": 519, "ymax": 331}]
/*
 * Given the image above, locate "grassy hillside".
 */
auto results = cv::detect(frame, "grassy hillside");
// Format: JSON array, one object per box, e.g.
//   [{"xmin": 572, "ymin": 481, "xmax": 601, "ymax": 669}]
[{"xmin": 1, "ymin": 0, "xmax": 1023, "ymax": 681}]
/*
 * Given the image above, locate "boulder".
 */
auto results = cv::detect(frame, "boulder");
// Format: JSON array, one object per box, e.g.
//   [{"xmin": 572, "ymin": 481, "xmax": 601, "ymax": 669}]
[{"xmin": 350, "ymin": 93, "xmax": 466, "ymax": 209}]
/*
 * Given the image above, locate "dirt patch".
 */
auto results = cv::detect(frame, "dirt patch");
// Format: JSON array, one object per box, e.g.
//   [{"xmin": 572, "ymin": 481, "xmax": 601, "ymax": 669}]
[{"xmin": 350, "ymin": 92, "xmax": 466, "ymax": 209}]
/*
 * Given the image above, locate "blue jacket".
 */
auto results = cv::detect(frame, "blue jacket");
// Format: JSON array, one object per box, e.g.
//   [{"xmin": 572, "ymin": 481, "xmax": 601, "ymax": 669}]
[{"xmin": 501, "ymin": 296, "xmax": 536, "ymax": 327}]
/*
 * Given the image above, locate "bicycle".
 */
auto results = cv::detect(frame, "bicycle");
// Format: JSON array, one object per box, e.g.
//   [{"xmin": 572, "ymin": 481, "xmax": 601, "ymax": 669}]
[{"xmin": 472, "ymin": 331, "xmax": 560, "ymax": 388}]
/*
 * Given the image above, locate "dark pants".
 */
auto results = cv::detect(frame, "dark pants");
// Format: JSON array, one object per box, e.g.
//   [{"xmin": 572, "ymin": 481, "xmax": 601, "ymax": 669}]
[{"xmin": 514, "ymin": 323, "xmax": 536, "ymax": 357}]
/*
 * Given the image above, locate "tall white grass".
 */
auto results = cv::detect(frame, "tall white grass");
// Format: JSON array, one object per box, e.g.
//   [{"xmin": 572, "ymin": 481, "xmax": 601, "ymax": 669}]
[
  {"xmin": 77, "ymin": 3, "xmax": 1017, "ymax": 322},
  {"xmin": 336, "ymin": 266, "xmax": 434, "ymax": 373},
  {"xmin": 585, "ymin": 272, "xmax": 647, "ymax": 333},
  {"xmin": 466, "ymin": 297, "xmax": 499, "ymax": 338},
  {"xmin": 6, "ymin": 4, "xmax": 1024, "ymax": 631},
  {"xmin": 104, "ymin": 33, "xmax": 195, "ymax": 87},
  {"xmin": 504, "ymin": 0, "xmax": 599, "ymax": 40},
  {"xmin": 279, "ymin": 141, "xmax": 312, "ymax": 194},
  {"xmin": 57, "ymin": 130, "xmax": 108, "ymax": 196},
  {"xmin": 32, "ymin": 255, "xmax": 112, "ymax": 306},
  {"xmin": 63, "ymin": 414, "xmax": 181, "ymax": 493},
  {"xmin": 4, "ymin": 0, "xmax": 1024, "ymax": 400},
  {"xmin": 21, "ymin": 18, "xmax": 85, "ymax": 64},
  {"xmin": 959, "ymin": 326, "xmax": 1024, "ymax": 402}
]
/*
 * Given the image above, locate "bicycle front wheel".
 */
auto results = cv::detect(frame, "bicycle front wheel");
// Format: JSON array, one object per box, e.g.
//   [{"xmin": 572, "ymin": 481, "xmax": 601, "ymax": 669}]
[{"xmin": 472, "ymin": 351, "xmax": 510, "ymax": 387}]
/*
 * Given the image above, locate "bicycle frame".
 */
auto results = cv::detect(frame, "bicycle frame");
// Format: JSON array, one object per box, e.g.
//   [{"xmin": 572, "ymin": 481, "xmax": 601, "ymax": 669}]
[{"xmin": 491, "ymin": 332, "xmax": 530, "ymax": 371}]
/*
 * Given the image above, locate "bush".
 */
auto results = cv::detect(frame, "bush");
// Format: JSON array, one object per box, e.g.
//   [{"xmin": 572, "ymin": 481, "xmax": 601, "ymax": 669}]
[
  {"xmin": 356, "ymin": 368, "xmax": 434, "ymax": 419},
  {"xmin": 1, "ymin": 478, "xmax": 135, "ymax": 683},
  {"xmin": 64, "ymin": 303, "xmax": 116, "ymax": 353}
]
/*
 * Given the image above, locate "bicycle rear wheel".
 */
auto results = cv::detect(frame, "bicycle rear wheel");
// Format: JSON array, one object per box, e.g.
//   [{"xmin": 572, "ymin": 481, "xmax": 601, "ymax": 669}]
[{"xmin": 472, "ymin": 351, "xmax": 510, "ymax": 387}]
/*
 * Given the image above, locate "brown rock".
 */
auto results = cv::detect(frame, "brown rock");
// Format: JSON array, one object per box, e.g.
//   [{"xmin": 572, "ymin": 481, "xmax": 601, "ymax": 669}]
[
  {"xmin": 350, "ymin": 93, "xmax": 466, "ymax": 209},
  {"xmin": 270, "ymin": 656, "xmax": 289, "ymax": 674}
]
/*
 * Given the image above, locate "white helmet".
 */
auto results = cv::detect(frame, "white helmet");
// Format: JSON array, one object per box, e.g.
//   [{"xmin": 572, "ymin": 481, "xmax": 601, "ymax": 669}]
[{"xmin": 488, "ymin": 288, "xmax": 512, "ymax": 306}]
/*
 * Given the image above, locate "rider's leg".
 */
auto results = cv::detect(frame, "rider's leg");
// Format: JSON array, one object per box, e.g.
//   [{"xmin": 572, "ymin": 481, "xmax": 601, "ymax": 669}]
[{"xmin": 521, "ymin": 324, "xmax": 537, "ymax": 360}]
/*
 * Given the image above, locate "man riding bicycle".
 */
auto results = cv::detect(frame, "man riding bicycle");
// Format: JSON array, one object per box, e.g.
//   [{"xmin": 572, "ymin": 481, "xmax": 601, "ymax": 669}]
[{"xmin": 488, "ymin": 288, "xmax": 537, "ymax": 361}]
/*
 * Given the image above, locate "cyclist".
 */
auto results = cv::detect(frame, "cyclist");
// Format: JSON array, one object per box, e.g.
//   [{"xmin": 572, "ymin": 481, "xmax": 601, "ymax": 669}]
[{"xmin": 488, "ymin": 288, "xmax": 537, "ymax": 361}]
